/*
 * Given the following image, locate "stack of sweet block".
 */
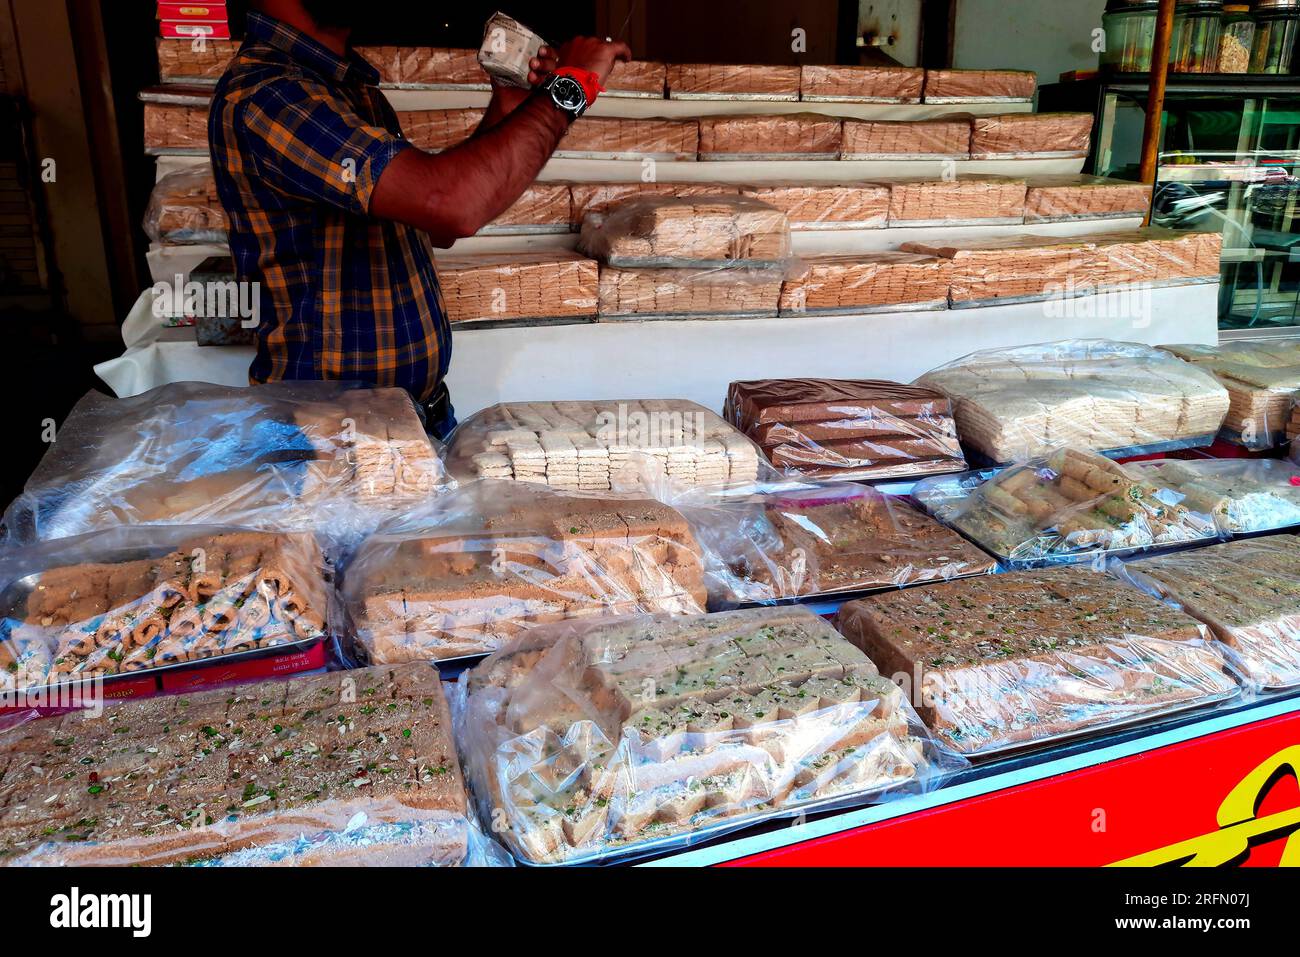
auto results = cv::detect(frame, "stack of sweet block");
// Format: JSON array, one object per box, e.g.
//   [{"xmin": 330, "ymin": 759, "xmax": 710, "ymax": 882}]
[
  {"xmin": 433, "ymin": 251, "xmax": 598, "ymax": 326},
  {"xmin": 1160, "ymin": 341, "xmax": 1300, "ymax": 449},
  {"xmin": 580, "ymin": 194, "xmax": 792, "ymax": 320},
  {"xmin": 725, "ymin": 378, "xmax": 968, "ymax": 481}
]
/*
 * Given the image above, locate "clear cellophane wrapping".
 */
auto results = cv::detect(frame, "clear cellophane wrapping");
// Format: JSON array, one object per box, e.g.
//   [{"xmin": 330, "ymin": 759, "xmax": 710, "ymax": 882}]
[
  {"xmin": 597, "ymin": 264, "xmax": 784, "ymax": 319},
  {"xmin": 834, "ymin": 566, "xmax": 1242, "ymax": 757},
  {"xmin": 143, "ymin": 103, "xmax": 208, "ymax": 153},
  {"xmin": 969, "ymin": 112, "xmax": 1094, "ymax": 160},
  {"xmin": 1113, "ymin": 536, "xmax": 1300, "ymax": 693},
  {"xmin": 741, "ymin": 183, "xmax": 890, "ymax": 230},
  {"xmin": 799, "ymin": 65, "xmax": 925, "ymax": 102},
  {"xmin": 605, "ymin": 60, "xmax": 668, "ymax": 96},
  {"xmin": 569, "ymin": 183, "xmax": 740, "ymax": 225},
  {"xmin": 143, "ymin": 165, "xmax": 228, "ymax": 244},
  {"xmin": 1127, "ymin": 458, "xmax": 1300, "ymax": 535},
  {"xmin": 556, "ymin": 117, "xmax": 700, "ymax": 159},
  {"xmin": 0, "ymin": 663, "xmax": 510, "ymax": 866},
  {"xmin": 481, "ymin": 184, "xmax": 573, "ymax": 233},
  {"xmin": 400, "ymin": 109, "xmax": 484, "ymax": 151},
  {"xmin": 356, "ymin": 45, "xmax": 489, "ymax": 88},
  {"xmin": 155, "ymin": 37, "xmax": 238, "ymax": 83},
  {"xmin": 578, "ymin": 194, "xmax": 793, "ymax": 268},
  {"xmin": 342, "ymin": 481, "xmax": 708, "ymax": 663},
  {"xmin": 0, "ymin": 525, "xmax": 333, "ymax": 694},
  {"xmin": 724, "ymin": 377, "xmax": 969, "ymax": 481},
  {"xmin": 477, "ymin": 11, "xmax": 547, "ymax": 89},
  {"xmin": 922, "ymin": 68, "xmax": 1036, "ymax": 102},
  {"xmin": 912, "ymin": 446, "xmax": 1220, "ymax": 567},
  {"xmin": 778, "ymin": 253, "xmax": 952, "ymax": 315},
  {"xmin": 840, "ymin": 118, "xmax": 971, "ymax": 159},
  {"xmin": 914, "ymin": 340, "xmax": 1230, "ymax": 463},
  {"xmin": 901, "ymin": 228, "xmax": 1222, "ymax": 306},
  {"xmin": 666, "ymin": 63, "xmax": 801, "ymax": 100},
  {"xmin": 667, "ymin": 479, "xmax": 996, "ymax": 606},
  {"xmin": 886, "ymin": 176, "xmax": 1028, "ymax": 226},
  {"xmin": 445, "ymin": 398, "xmax": 763, "ymax": 490},
  {"xmin": 1159, "ymin": 340, "xmax": 1300, "ymax": 449},
  {"xmin": 1024, "ymin": 175, "xmax": 1152, "ymax": 223},
  {"xmin": 697, "ymin": 114, "xmax": 843, "ymax": 159},
  {"xmin": 2, "ymin": 381, "xmax": 450, "ymax": 548},
  {"xmin": 457, "ymin": 606, "xmax": 963, "ymax": 864},
  {"xmin": 434, "ymin": 252, "xmax": 597, "ymax": 323}
]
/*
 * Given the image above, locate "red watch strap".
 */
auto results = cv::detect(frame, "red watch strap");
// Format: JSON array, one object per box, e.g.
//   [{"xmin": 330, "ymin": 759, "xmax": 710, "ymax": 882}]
[{"xmin": 553, "ymin": 66, "xmax": 604, "ymax": 105}]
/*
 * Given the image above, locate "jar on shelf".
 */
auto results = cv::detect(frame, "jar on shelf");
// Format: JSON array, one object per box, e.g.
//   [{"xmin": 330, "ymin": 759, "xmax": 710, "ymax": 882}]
[
  {"xmin": 1219, "ymin": 4, "xmax": 1256, "ymax": 72},
  {"xmin": 1171, "ymin": 0, "xmax": 1225, "ymax": 72},
  {"xmin": 1251, "ymin": 0, "xmax": 1300, "ymax": 72},
  {"xmin": 1102, "ymin": 0, "xmax": 1161, "ymax": 72}
]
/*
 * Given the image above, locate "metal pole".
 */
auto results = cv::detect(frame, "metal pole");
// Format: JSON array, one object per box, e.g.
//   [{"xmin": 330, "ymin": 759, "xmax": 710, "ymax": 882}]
[{"xmin": 1139, "ymin": 0, "xmax": 1178, "ymax": 196}]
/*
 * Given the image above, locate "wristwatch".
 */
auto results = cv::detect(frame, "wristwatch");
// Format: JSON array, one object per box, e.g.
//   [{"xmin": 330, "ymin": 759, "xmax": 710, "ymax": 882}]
[{"xmin": 543, "ymin": 67, "xmax": 603, "ymax": 121}]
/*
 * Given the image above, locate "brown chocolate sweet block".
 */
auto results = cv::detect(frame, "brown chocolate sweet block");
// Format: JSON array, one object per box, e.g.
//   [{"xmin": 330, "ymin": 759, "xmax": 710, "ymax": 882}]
[
  {"xmin": 800, "ymin": 65, "xmax": 925, "ymax": 102},
  {"xmin": 746, "ymin": 495, "xmax": 997, "ymax": 597},
  {"xmin": 667, "ymin": 63, "xmax": 801, "ymax": 99},
  {"xmin": 726, "ymin": 378, "xmax": 953, "ymax": 428},
  {"xmin": 350, "ymin": 496, "xmax": 708, "ymax": 662},
  {"xmin": 922, "ymin": 69, "xmax": 1036, "ymax": 102},
  {"xmin": 0, "ymin": 664, "xmax": 472, "ymax": 866},
  {"xmin": 750, "ymin": 417, "xmax": 956, "ymax": 446},
  {"xmin": 698, "ymin": 114, "xmax": 843, "ymax": 158},
  {"xmin": 835, "ymin": 568, "xmax": 1236, "ymax": 755},
  {"xmin": 767, "ymin": 436, "xmax": 963, "ymax": 469},
  {"xmin": 841, "ymin": 119, "xmax": 971, "ymax": 159}
]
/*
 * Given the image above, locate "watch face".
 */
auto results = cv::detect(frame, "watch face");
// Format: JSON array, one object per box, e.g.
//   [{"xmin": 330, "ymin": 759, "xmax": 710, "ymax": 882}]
[{"xmin": 550, "ymin": 76, "xmax": 586, "ymax": 111}]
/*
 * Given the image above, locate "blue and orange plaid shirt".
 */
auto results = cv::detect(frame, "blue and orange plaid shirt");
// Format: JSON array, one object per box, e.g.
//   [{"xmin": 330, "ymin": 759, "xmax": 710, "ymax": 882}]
[{"xmin": 209, "ymin": 10, "xmax": 450, "ymax": 401}]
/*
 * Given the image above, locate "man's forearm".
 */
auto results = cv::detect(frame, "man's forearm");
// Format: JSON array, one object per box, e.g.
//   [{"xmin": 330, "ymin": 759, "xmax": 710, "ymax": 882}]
[{"xmin": 371, "ymin": 91, "xmax": 569, "ymax": 244}]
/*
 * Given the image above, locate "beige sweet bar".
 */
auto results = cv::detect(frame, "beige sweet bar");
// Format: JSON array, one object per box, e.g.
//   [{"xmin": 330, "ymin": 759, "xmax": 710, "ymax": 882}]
[
  {"xmin": 606, "ymin": 60, "xmax": 669, "ymax": 96},
  {"xmin": 357, "ymin": 45, "xmax": 489, "ymax": 87},
  {"xmin": 698, "ymin": 114, "xmax": 843, "ymax": 160},
  {"xmin": 143, "ymin": 103, "xmax": 209, "ymax": 153},
  {"xmin": 923, "ymin": 68, "xmax": 1037, "ymax": 102},
  {"xmin": 448, "ymin": 398, "xmax": 762, "ymax": 489},
  {"xmin": 887, "ymin": 176, "xmax": 1028, "ymax": 226},
  {"xmin": 598, "ymin": 266, "xmax": 783, "ymax": 319},
  {"xmin": 569, "ymin": 183, "xmax": 741, "ymax": 223},
  {"xmin": 556, "ymin": 117, "xmax": 700, "ymax": 159},
  {"xmin": 666, "ymin": 63, "xmax": 801, "ymax": 100},
  {"xmin": 1024, "ymin": 175, "xmax": 1153, "ymax": 222},
  {"xmin": 434, "ymin": 252, "xmax": 598, "ymax": 324},
  {"xmin": 779, "ymin": 253, "xmax": 951, "ymax": 315},
  {"xmin": 144, "ymin": 167, "xmax": 228, "ymax": 244},
  {"xmin": 799, "ymin": 65, "xmax": 925, "ymax": 102},
  {"xmin": 902, "ymin": 234, "xmax": 1099, "ymax": 304},
  {"xmin": 841, "ymin": 119, "xmax": 971, "ymax": 159},
  {"xmin": 156, "ymin": 37, "xmax": 238, "ymax": 83},
  {"xmin": 969, "ymin": 112, "xmax": 1094, "ymax": 159}
]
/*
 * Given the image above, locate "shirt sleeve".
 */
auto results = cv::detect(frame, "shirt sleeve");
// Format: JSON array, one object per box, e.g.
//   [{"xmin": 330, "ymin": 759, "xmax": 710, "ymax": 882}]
[{"xmin": 232, "ymin": 75, "xmax": 409, "ymax": 216}]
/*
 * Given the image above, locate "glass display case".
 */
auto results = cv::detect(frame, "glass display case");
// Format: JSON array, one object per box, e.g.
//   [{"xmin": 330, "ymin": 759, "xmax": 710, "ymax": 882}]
[{"xmin": 1041, "ymin": 75, "xmax": 1300, "ymax": 337}]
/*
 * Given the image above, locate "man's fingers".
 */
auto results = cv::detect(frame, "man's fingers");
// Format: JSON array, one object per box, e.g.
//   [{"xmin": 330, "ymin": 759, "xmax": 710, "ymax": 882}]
[{"xmin": 609, "ymin": 40, "xmax": 632, "ymax": 63}]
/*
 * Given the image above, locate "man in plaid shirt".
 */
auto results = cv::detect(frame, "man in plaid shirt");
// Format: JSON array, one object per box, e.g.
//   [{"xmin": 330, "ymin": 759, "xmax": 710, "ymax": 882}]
[{"xmin": 210, "ymin": 1, "xmax": 629, "ymax": 437}]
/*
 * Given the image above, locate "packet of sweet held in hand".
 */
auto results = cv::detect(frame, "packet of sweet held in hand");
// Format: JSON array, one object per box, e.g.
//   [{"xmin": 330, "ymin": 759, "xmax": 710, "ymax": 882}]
[{"xmin": 479, "ymin": 11, "xmax": 548, "ymax": 88}]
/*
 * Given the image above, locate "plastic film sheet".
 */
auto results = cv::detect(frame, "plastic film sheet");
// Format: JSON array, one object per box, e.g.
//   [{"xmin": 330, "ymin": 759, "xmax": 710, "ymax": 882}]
[
  {"xmin": 834, "ymin": 566, "xmax": 1242, "ymax": 757},
  {"xmin": 1128, "ymin": 458, "xmax": 1300, "ymax": 536},
  {"xmin": 457, "ymin": 606, "xmax": 963, "ymax": 864},
  {"xmin": 0, "ymin": 664, "xmax": 509, "ymax": 866},
  {"xmin": 1160, "ymin": 340, "xmax": 1300, "ymax": 449},
  {"xmin": 2, "ymin": 381, "xmax": 450, "ymax": 548},
  {"xmin": 342, "ymin": 481, "xmax": 708, "ymax": 663},
  {"xmin": 144, "ymin": 166, "xmax": 227, "ymax": 245},
  {"xmin": 914, "ymin": 339, "xmax": 1230, "ymax": 464}
]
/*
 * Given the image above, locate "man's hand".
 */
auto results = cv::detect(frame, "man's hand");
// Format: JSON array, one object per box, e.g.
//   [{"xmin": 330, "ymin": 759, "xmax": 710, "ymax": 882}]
[
  {"xmin": 556, "ymin": 36, "xmax": 632, "ymax": 85},
  {"xmin": 527, "ymin": 45, "xmax": 560, "ymax": 86},
  {"xmin": 484, "ymin": 44, "xmax": 560, "ymax": 123}
]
